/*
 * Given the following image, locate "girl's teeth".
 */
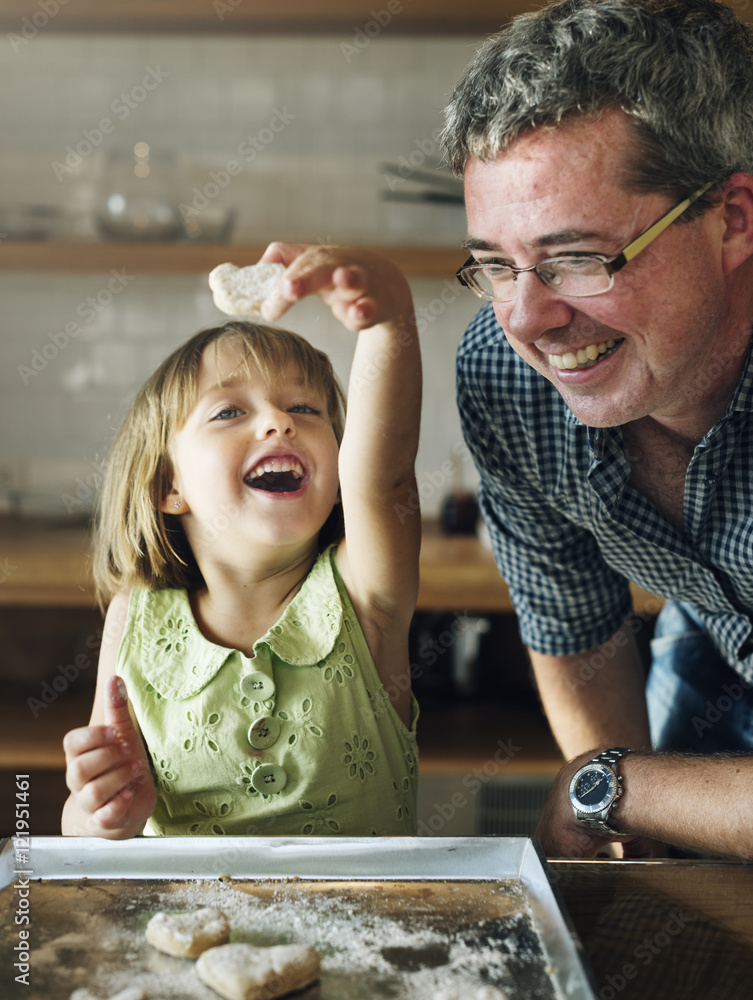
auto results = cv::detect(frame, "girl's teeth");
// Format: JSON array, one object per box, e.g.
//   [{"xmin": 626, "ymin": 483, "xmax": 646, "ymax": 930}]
[{"xmin": 249, "ymin": 460, "xmax": 303, "ymax": 479}]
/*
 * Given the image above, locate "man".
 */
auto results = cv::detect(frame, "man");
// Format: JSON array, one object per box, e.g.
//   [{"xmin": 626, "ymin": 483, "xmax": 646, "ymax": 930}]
[{"xmin": 441, "ymin": 0, "xmax": 753, "ymax": 856}]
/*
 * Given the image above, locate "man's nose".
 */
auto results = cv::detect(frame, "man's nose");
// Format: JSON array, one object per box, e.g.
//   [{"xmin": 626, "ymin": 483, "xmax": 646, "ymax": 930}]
[{"xmin": 501, "ymin": 271, "xmax": 574, "ymax": 345}]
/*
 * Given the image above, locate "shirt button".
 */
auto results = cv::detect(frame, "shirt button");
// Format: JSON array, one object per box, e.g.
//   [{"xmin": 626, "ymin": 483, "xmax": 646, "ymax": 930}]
[
  {"xmin": 248, "ymin": 716, "xmax": 281, "ymax": 750},
  {"xmin": 704, "ymin": 475, "xmax": 717, "ymax": 486},
  {"xmin": 251, "ymin": 763, "xmax": 287, "ymax": 794},
  {"xmin": 239, "ymin": 671, "xmax": 276, "ymax": 701}
]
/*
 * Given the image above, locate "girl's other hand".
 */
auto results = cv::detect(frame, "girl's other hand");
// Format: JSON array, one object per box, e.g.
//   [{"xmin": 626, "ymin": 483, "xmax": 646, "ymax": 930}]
[{"xmin": 63, "ymin": 675, "xmax": 156, "ymax": 838}]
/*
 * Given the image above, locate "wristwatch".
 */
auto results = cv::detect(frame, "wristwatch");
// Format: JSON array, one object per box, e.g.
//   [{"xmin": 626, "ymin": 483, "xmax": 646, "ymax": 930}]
[{"xmin": 568, "ymin": 747, "xmax": 631, "ymax": 835}]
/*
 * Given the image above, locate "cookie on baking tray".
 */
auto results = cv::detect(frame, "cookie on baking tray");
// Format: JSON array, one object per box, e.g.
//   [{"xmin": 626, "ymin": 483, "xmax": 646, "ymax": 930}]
[
  {"xmin": 196, "ymin": 941, "xmax": 321, "ymax": 1000},
  {"xmin": 145, "ymin": 907, "xmax": 230, "ymax": 958}
]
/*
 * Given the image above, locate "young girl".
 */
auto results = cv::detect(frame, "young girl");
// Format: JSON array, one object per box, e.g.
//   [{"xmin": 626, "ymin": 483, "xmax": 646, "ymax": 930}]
[{"xmin": 62, "ymin": 244, "xmax": 422, "ymax": 839}]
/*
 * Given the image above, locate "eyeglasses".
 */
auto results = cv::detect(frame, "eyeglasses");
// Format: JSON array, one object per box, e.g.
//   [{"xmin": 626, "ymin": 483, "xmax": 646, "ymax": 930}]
[{"xmin": 456, "ymin": 181, "xmax": 715, "ymax": 303}]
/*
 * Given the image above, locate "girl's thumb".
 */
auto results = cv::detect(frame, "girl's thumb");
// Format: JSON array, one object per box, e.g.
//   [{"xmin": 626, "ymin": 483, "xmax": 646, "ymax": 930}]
[{"xmin": 104, "ymin": 675, "xmax": 134, "ymax": 734}]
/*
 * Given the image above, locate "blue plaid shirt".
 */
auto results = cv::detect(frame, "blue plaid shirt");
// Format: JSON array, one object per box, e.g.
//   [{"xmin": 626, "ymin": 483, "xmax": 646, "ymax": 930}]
[{"xmin": 457, "ymin": 303, "xmax": 753, "ymax": 683}]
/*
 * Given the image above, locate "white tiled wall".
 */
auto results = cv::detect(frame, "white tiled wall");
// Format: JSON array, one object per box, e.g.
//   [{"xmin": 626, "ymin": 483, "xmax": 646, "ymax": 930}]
[{"xmin": 1, "ymin": 31, "xmax": 487, "ymax": 513}]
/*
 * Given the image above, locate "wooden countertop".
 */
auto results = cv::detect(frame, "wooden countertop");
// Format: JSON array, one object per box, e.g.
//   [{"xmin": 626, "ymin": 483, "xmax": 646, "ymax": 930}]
[
  {"xmin": 0, "ymin": 516, "xmax": 663, "ymax": 614},
  {"xmin": 552, "ymin": 859, "xmax": 753, "ymax": 1000}
]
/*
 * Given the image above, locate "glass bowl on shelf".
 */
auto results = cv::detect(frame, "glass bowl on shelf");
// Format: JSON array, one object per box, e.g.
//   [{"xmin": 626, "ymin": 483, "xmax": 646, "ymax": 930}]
[{"xmin": 96, "ymin": 143, "xmax": 182, "ymax": 241}]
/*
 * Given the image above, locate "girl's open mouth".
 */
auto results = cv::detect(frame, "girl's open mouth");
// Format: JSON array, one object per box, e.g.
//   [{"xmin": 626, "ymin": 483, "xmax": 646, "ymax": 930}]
[
  {"xmin": 244, "ymin": 458, "xmax": 306, "ymax": 493},
  {"xmin": 245, "ymin": 470, "xmax": 305, "ymax": 493}
]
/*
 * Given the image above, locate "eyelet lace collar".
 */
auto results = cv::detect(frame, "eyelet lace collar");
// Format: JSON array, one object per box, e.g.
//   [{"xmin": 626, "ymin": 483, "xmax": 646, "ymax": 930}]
[{"xmin": 140, "ymin": 546, "xmax": 344, "ymax": 700}]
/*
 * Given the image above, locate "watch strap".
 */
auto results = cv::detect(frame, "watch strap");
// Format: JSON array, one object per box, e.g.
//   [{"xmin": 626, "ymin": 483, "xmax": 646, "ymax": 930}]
[{"xmin": 591, "ymin": 747, "xmax": 631, "ymax": 769}]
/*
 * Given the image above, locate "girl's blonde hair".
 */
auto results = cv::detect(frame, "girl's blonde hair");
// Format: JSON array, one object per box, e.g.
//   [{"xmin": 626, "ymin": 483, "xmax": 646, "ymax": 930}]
[{"xmin": 93, "ymin": 321, "xmax": 346, "ymax": 608}]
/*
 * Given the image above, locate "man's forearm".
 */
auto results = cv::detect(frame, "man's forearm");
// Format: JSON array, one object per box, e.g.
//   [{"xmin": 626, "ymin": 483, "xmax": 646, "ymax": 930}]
[
  {"xmin": 529, "ymin": 622, "xmax": 652, "ymax": 759},
  {"xmin": 613, "ymin": 752, "xmax": 753, "ymax": 860}
]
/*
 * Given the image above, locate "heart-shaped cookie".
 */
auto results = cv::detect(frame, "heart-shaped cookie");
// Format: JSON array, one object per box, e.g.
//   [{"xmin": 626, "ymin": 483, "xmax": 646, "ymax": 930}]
[
  {"xmin": 145, "ymin": 907, "xmax": 230, "ymax": 958},
  {"xmin": 209, "ymin": 262, "xmax": 285, "ymax": 316},
  {"xmin": 196, "ymin": 942, "xmax": 321, "ymax": 1000}
]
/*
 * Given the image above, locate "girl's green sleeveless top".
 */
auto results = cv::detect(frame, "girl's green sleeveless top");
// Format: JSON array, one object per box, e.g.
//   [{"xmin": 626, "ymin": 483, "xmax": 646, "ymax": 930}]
[{"xmin": 117, "ymin": 545, "xmax": 419, "ymax": 836}]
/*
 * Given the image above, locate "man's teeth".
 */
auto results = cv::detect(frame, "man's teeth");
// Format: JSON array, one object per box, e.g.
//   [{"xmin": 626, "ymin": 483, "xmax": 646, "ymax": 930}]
[
  {"xmin": 549, "ymin": 339, "xmax": 620, "ymax": 370},
  {"xmin": 247, "ymin": 459, "xmax": 304, "ymax": 480}
]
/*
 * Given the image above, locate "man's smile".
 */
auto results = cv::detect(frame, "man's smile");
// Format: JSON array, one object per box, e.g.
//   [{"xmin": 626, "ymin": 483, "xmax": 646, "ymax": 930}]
[{"xmin": 547, "ymin": 338, "xmax": 624, "ymax": 371}]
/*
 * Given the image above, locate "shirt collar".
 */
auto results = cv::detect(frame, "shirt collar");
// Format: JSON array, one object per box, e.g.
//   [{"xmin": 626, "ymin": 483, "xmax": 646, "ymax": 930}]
[
  {"xmin": 142, "ymin": 546, "xmax": 343, "ymax": 700},
  {"xmin": 725, "ymin": 335, "xmax": 753, "ymax": 416}
]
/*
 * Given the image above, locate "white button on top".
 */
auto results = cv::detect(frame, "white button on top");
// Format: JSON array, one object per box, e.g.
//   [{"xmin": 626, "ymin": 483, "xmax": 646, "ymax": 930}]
[
  {"xmin": 248, "ymin": 716, "xmax": 281, "ymax": 750},
  {"xmin": 251, "ymin": 763, "xmax": 287, "ymax": 794},
  {"xmin": 239, "ymin": 671, "xmax": 275, "ymax": 701}
]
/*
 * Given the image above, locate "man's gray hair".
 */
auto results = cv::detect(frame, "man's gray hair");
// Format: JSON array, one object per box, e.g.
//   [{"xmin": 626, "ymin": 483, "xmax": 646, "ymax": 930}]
[{"xmin": 441, "ymin": 0, "xmax": 753, "ymax": 208}]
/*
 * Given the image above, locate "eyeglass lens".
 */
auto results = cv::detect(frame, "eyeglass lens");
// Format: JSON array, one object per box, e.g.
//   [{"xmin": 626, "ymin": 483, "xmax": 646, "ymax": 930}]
[{"xmin": 468, "ymin": 258, "xmax": 612, "ymax": 301}]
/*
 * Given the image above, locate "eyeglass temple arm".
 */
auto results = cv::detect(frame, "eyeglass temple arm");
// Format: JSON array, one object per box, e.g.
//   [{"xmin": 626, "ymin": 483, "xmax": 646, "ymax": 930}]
[{"xmin": 613, "ymin": 181, "xmax": 716, "ymax": 271}]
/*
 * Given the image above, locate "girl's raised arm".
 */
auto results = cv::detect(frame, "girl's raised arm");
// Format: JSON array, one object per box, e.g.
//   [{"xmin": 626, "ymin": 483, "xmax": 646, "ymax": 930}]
[{"xmin": 261, "ymin": 244, "xmax": 422, "ymax": 710}]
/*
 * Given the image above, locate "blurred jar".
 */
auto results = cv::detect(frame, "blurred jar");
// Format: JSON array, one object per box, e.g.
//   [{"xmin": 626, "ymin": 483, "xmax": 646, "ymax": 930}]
[
  {"xmin": 440, "ymin": 491, "xmax": 479, "ymax": 535},
  {"xmin": 97, "ymin": 143, "xmax": 181, "ymax": 240}
]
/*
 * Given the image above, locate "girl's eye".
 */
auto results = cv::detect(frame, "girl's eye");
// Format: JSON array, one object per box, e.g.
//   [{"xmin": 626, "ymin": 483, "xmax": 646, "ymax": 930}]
[
  {"xmin": 213, "ymin": 406, "xmax": 242, "ymax": 420},
  {"xmin": 288, "ymin": 403, "xmax": 320, "ymax": 415}
]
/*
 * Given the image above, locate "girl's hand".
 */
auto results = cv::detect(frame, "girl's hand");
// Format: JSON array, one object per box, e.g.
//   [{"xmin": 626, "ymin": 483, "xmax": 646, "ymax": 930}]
[
  {"xmin": 63, "ymin": 675, "xmax": 156, "ymax": 838},
  {"xmin": 258, "ymin": 243, "xmax": 414, "ymax": 333}
]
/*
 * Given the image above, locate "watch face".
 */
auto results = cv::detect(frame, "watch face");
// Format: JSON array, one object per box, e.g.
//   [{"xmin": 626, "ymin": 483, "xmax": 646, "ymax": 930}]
[{"xmin": 570, "ymin": 764, "xmax": 616, "ymax": 814}]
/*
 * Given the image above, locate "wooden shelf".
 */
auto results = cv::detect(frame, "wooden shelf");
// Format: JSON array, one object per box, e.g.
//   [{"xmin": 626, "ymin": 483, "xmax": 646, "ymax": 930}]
[
  {"xmin": 4, "ymin": 0, "xmax": 748, "ymax": 34},
  {"xmin": 0, "ymin": 0, "xmax": 528, "ymax": 34},
  {"xmin": 3, "ymin": 0, "xmax": 750, "ymax": 34},
  {"xmin": 0, "ymin": 241, "xmax": 462, "ymax": 278}
]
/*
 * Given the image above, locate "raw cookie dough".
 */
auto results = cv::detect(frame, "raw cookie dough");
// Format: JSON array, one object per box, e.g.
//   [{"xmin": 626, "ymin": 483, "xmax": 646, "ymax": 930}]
[
  {"xmin": 196, "ymin": 942, "xmax": 321, "ymax": 1000},
  {"xmin": 209, "ymin": 262, "xmax": 285, "ymax": 316},
  {"xmin": 145, "ymin": 907, "xmax": 230, "ymax": 958}
]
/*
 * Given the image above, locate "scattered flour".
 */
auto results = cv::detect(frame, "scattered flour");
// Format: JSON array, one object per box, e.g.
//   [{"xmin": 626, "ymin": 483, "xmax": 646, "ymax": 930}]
[{"xmin": 1, "ymin": 877, "xmax": 560, "ymax": 1000}]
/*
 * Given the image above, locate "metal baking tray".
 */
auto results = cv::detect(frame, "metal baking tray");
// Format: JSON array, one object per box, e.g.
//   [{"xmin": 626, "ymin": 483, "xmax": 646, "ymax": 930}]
[{"xmin": 0, "ymin": 836, "xmax": 596, "ymax": 1000}]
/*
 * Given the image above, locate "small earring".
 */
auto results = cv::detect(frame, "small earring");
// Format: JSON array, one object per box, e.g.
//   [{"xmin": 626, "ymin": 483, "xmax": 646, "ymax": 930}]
[{"xmin": 173, "ymin": 500, "xmax": 181, "ymax": 509}]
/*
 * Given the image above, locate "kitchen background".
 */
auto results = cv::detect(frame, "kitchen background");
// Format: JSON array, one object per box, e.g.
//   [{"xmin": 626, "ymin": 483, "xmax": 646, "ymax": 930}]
[{"xmin": 0, "ymin": 26, "xmax": 491, "ymax": 515}]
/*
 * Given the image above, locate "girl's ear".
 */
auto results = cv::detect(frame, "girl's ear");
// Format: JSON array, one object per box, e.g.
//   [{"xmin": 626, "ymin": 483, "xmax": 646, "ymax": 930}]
[{"xmin": 159, "ymin": 488, "xmax": 189, "ymax": 515}]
